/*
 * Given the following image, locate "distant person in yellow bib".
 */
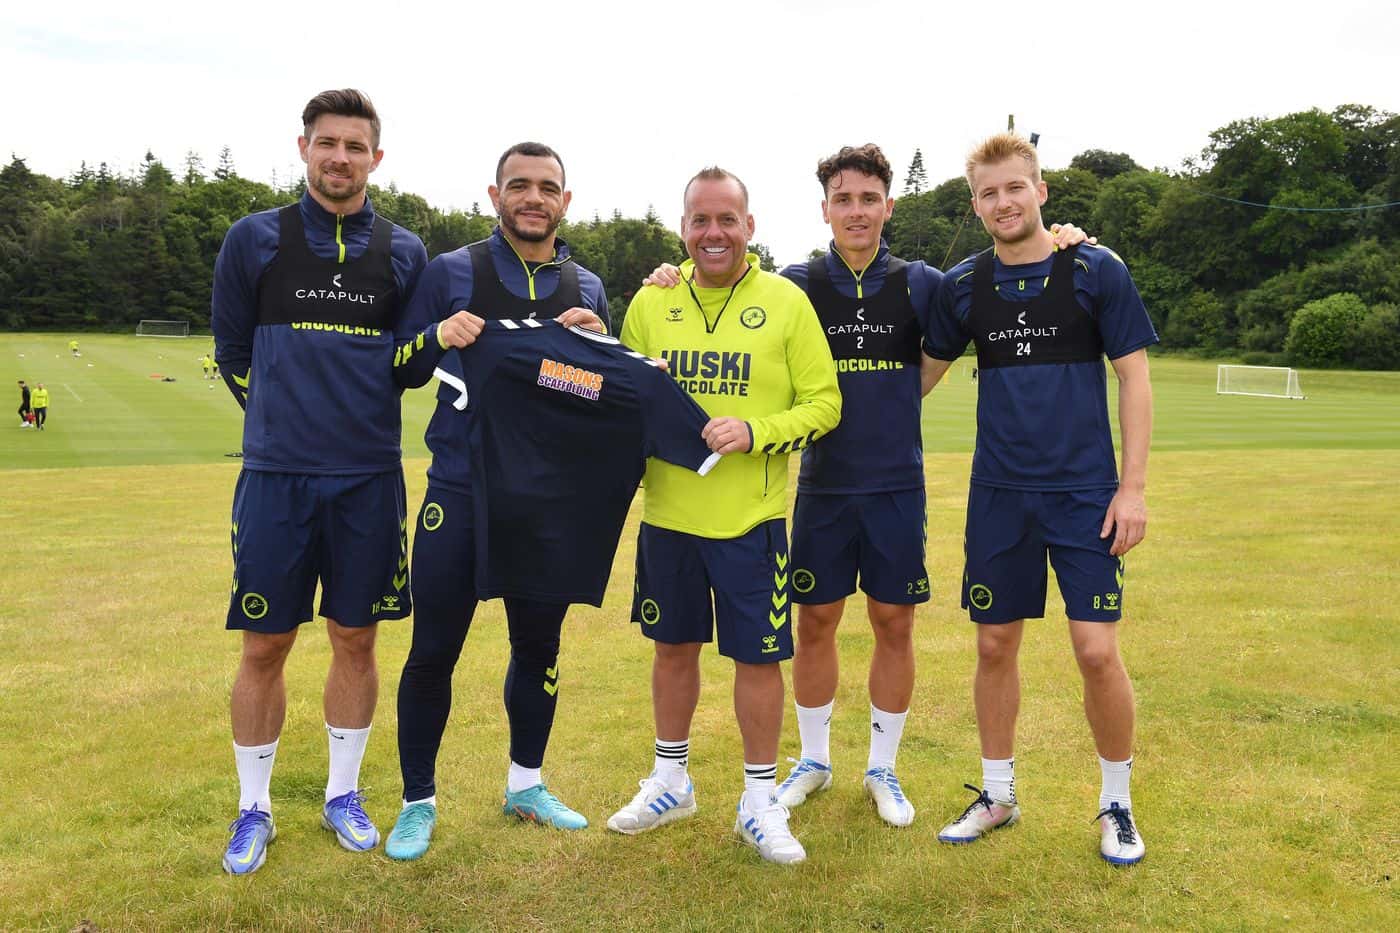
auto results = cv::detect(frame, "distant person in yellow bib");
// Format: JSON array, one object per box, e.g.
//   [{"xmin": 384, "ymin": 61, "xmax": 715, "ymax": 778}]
[
  {"xmin": 30, "ymin": 383, "xmax": 49, "ymax": 430},
  {"xmin": 69, "ymin": 339, "xmax": 80, "ymax": 358}
]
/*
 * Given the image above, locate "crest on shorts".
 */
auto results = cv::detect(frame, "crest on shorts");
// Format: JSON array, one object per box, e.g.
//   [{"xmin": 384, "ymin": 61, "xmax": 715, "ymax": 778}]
[
  {"xmin": 640, "ymin": 598, "xmax": 661, "ymax": 625},
  {"xmin": 423, "ymin": 502, "xmax": 444, "ymax": 532},
  {"xmin": 968, "ymin": 584, "xmax": 993, "ymax": 611},
  {"xmin": 792, "ymin": 569, "xmax": 816, "ymax": 594},
  {"xmin": 242, "ymin": 592, "xmax": 269, "ymax": 620}
]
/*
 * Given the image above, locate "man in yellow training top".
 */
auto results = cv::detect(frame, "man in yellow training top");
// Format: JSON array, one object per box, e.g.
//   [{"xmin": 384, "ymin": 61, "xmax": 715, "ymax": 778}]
[
  {"xmin": 606, "ymin": 167, "xmax": 840, "ymax": 865},
  {"xmin": 30, "ymin": 383, "xmax": 50, "ymax": 430}
]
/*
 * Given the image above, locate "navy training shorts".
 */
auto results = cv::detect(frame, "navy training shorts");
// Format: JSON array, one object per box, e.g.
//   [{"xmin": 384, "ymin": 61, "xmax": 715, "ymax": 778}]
[
  {"xmin": 790, "ymin": 489, "xmax": 930, "ymax": 606},
  {"xmin": 407, "ymin": 485, "xmax": 478, "ymax": 632},
  {"xmin": 631, "ymin": 519, "xmax": 793, "ymax": 664},
  {"xmin": 226, "ymin": 468, "xmax": 411, "ymax": 633},
  {"xmin": 961, "ymin": 485, "xmax": 1125, "ymax": 624}
]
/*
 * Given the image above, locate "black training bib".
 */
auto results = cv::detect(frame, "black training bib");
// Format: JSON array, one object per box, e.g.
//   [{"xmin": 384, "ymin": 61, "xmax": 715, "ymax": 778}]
[
  {"xmin": 256, "ymin": 205, "xmax": 399, "ymax": 328},
  {"xmin": 466, "ymin": 239, "xmax": 582, "ymax": 320},
  {"xmin": 805, "ymin": 256, "xmax": 921, "ymax": 364},
  {"xmin": 968, "ymin": 245, "xmax": 1103, "ymax": 370}
]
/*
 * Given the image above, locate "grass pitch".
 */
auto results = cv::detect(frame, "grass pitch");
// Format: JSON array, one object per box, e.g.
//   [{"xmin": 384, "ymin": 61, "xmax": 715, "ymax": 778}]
[{"xmin": 1, "ymin": 334, "xmax": 1397, "ymax": 931}]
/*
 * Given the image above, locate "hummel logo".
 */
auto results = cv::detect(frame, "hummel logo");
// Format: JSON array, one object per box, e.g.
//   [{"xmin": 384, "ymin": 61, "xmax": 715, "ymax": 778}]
[
  {"xmin": 332, "ymin": 273, "xmax": 343, "ymax": 288},
  {"xmin": 872, "ymin": 722, "xmax": 884, "ymax": 734}
]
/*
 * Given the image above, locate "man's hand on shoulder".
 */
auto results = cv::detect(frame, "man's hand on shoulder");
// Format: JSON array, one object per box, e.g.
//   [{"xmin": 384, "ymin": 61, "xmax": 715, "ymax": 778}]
[
  {"xmin": 1049, "ymin": 223, "xmax": 1097, "ymax": 249},
  {"xmin": 701, "ymin": 416, "xmax": 751, "ymax": 455},
  {"xmin": 1100, "ymin": 487, "xmax": 1147, "ymax": 556},
  {"xmin": 438, "ymin": 310, "xmax": 485, "ymax": 348},
  {"xmin": 556, "ymin": 307, "xmax": 607, "ymax": 333},
  {"xmin": 643, "ymin": 263, "xmax": 682, "ymax": 289}
]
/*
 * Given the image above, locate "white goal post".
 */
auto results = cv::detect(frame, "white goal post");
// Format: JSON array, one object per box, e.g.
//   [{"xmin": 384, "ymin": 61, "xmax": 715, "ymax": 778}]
[
  {"xmin": 1216, "ymin": 364, "xmax": 1305, "ymax": 399},
  {"xmin": 136, "ymin": 320, "xmax": 191, "ymax": 338}
]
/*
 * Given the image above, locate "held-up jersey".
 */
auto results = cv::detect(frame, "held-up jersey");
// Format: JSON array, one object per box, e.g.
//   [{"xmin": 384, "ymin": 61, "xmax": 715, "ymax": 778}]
[
  {"xmin": 212, "ymin": 193, "xmax": 427, "ymax": 474},
  {"xmin": 621, "ymin": 254, "xmax": 841, "ymax": 538},
  {"xmin": 442, "ymin": 319, "xmax": 720, "ymax": 606},
  {"xmin": 391, "ymin": 229, "xmax": 610, "ymax": 495},
  {"xmin": 781, "ymin": 242, "xmax": 941, "ymax": 495},
  {"xmin": 925, "ymin": 244, "xmax": 1158, "ymax": 491}
]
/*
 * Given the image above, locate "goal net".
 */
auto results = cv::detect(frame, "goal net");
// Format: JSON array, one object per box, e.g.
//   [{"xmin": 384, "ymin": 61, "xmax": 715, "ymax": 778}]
[
  {"xmin": 136, "ymin": 320, "xmax": 190, "ymax": 338},
  {"xmin": 1216, "ymin": 364, "xmax": 1304, "ymax": 399}
]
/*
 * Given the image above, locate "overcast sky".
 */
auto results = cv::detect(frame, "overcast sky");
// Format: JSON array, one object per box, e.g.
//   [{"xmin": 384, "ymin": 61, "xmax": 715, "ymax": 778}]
[{"xmin": 2, "ymin": 0, "xmax": 1394, "ymax": 266}]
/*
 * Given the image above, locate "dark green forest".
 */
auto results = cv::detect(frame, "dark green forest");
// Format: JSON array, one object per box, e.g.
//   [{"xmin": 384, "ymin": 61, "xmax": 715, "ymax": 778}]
[{"xmin": 3, "ymin": 105, "xmax": 1397, "ymax": 368}]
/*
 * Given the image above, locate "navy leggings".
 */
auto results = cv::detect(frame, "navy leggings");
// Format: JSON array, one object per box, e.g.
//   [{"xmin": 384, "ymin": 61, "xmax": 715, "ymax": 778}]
[{"xmin": 396, "ymin": 487, "xmax": 567, "ymax": 802}]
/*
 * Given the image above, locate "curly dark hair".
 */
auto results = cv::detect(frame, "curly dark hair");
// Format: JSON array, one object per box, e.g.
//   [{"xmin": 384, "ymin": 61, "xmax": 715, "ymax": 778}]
[{"xmin": 816, "ymin": 144, "xmax": 892, "ymax": 195}]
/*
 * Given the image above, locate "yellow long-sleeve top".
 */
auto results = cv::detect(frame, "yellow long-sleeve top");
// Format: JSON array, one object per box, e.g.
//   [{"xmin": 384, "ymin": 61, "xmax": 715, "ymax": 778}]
[
  {"xmin": 30, "ymin": 387, "xmax": 50, "ymax": 408},
  {"xmin": 620, "ymin": 254, "xmax": 841, "ymax": 538}
]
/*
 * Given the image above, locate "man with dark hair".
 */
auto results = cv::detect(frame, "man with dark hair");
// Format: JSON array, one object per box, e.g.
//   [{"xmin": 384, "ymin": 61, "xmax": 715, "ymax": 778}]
[
  {"xmin": 302, "ymin": 88, "xmax": 382, "ymax": 149},
  {"xmin": 607, "ymin": 166, "xmax": 841, "ymax": 865},
  {"xmin": 495, "ymin": 141, "xmax": 565, "ymax": 188},
  {"xmin": 644, "ymin": 147, "xmax": 1088, "ymax": 830},
  {"xmin": 212, "ymin": 88, "xmax": 428, "ymax": 875},
  {"xmin": 770, "ymin": 143, "xmax": 944, "ymax": 827},
  {"xmin": 926, "ymin": 133, "xmax": 1155, "ymax": 865},
  {"xmin": 382, "ymin": 142, "xmax": 608, "ymax": 861},
  {"xmin": 17, "ymin": 380, "xmax": 31, "ymax": 427}
]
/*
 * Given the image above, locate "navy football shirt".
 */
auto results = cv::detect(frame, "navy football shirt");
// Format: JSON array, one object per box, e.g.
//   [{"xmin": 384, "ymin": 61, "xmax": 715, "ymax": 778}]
[
  {"xmin": 438, "ymin": 319, "xmax": 720, "ymax": 605},
  {"xmin": 925, "ymin": 244, "xmax": 1158, "ymax": 491}
]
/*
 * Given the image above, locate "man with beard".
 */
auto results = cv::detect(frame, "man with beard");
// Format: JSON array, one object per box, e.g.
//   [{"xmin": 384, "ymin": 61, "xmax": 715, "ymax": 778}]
[
  {"xmin": 384, "ymin": 142, "xmax": 608, "ymax": 861},
  {"xmin": 212, "ymin": 89, "xmax": 428, "ymax": 875},
  {"xmin": 924, "ymin": 133, "xmax": 1156, "ymax": 865}
]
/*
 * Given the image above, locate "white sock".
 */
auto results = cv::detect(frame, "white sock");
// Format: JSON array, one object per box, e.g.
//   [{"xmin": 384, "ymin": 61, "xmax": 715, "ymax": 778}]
[
  {"xmin": 1099, "ymin": 755, "xmax": 1133, "ymax": 811},
  {"xmin": 234, "ymin": 739, "xmax": 278, "ymax": 813},
  {"xmin": 325, "ymin": 723, "xmax": 371, "ymax": 802},
  {"xmin": 404, "ymin": 795, "xmax": 437, "ymax": 809},
  {"xmin": 982, "ymin": 756, "xmax": 1016, "ymax": 804},
  {"xmin": 742, "ymin": 761, "xmax": 777, "ymax": 809},
  {"xmin": 507, "ymin": 762, "xmax": 543, "ymax": 794},
  {"xmin": 654, "ymin": 737, "xmax": 689, "ymax": 788},
  {"xmin": 795, "ymin": 701, "xmax": 833, "ymax": 766},
  {"xmin": 868, "ymin": 703, "xmax": 908, "ymax": 771}
]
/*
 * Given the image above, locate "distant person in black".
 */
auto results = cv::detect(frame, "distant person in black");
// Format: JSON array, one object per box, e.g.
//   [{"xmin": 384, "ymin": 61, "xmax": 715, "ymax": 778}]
[{"xmin": 17, "ymin": 380, "xmax": 31, "ymax": 427}]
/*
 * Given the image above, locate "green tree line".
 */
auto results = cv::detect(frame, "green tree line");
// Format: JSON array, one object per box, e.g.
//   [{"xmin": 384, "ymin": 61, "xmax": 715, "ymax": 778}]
[
  {"xmin": 3, "ymin": 104, "xmax": 1398, "ymax": 368},
  {"xmin": 885, "ymin": 104, "xmax": 1400, "ymax": 369},
  {"xmin": 0, "ymin": 154, "xmax": 708, "ymax": 335}
]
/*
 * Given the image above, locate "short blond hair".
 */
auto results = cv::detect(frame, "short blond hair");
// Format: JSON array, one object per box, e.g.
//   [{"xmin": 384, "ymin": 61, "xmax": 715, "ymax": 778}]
[{"xmin": 965, "ymin": 133, "xmax": 1040, "ymax": 190}]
